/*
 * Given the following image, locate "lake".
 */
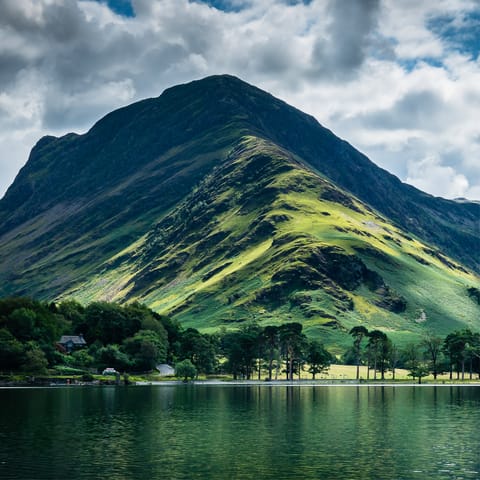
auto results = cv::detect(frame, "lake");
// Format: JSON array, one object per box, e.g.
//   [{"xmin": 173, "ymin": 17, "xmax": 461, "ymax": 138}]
[{"xmin": 0, "ymin": 384, "xmax": 479, "ymax": 479}]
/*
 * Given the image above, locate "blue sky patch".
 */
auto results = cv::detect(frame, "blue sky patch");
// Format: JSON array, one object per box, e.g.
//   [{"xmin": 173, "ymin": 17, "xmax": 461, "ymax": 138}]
[
  {"xmin": 400, "ymin": 57, "xmax": 444, "ymax": 73},
  {"xmin": 93, "ymin": 0, "xmax": 135, "ymax": 17},
  {"xmin": 191, "ymin": 0, "xmax": 248, "ymax": 12},
  {"xmin": 92, "ymin": 0, "xmax": 312, "ymax": 16},
  {"xmin": 428, "ymin": 11, "xmax": 480, "ymax": 60},
  {"xmin": 193, "ymin": 0, "xmax": 312, "ymax": 12}
]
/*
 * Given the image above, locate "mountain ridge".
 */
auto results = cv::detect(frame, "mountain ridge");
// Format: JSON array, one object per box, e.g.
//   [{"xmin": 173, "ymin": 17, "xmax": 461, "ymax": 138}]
[
  {"xmin": 2, "ymin": 75, "xmax": 477, "ymax": 271},
  {"xmin": 0, "ymin": 74, "xmax": 478, "ymax": 346}
]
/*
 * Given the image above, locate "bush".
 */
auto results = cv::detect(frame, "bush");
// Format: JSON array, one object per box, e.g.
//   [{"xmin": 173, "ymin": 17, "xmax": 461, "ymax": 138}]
[
  {"xmin": 175, "ymin": 359, "xmax": 197, "ymax": 381},
  {"xmin": 21, "ymin": 344, "xmax": 48, "ymax": 375},
  {"xmin": 94, "ymin": 344, "xmax": 131, "ymax": 372}
]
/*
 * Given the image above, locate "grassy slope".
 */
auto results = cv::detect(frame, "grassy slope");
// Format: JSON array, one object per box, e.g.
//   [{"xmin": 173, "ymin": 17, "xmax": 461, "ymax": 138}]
[
  {"xmin": 1, "ymin": 76, "xmax": 478, "ymax": 351},
  {"xmin": 0, "ymin": 130, "xmax": 233, "ymax": 299},
  {"xmin": 60, "ymin": 136, "xmax": 480, "ymax": 350}
]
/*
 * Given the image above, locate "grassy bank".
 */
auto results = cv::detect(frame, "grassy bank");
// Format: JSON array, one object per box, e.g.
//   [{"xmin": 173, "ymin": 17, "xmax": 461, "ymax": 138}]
[{"xmin": 2, "ymin": 364, "xmax": 479, "ymax": 386}]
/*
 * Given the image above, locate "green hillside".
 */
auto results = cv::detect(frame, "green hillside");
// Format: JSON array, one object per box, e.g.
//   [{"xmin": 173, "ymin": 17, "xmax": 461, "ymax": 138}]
[
  {"xmin": 0, "ymin": 75, "xmax": 478, "ymax": 349},
  {"xmin": 59, "ymin": 136, "xmax": 479, "ymax": 348}
]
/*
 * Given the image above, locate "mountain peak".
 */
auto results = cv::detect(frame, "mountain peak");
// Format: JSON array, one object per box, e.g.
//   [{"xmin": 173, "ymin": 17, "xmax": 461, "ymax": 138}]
[
  {"xmin": 0, "ymin": 75, "xmax": 478, "ymax": 343},
  {"xmin": 164, "ymin": 74, "xmax": 260, "ymax": 95},
  {"xmin": 168, "ymin": 73, "xmax": 247, "ymax": 89}
]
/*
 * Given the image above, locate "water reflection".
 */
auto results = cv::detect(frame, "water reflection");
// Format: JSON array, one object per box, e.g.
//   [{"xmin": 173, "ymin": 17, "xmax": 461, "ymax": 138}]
[{"xmin": 0, "ymin": 385, "xmax": 479, "ymax": 479}]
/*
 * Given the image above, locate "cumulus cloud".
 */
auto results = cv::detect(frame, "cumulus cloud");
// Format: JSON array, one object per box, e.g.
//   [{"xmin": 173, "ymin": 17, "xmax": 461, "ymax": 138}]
[
  {"xmin": 0, "ymin": 0, "xmax": 479, "ymax": 201},
  {"xmin": 406, "ymin": 155, "xmax": 470, "ymax": 199}
]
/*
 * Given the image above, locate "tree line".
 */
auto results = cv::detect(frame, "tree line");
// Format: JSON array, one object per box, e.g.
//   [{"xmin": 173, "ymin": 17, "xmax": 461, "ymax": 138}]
[
  {"xmin": 0, "ymin": 297, "xmax": 332, "ymax": 378},
  {"xmin": 346, "ymin": 326, "xmax": 480, "ymax": 383},
  {"xmin": 0, "ymin": 297, "xmax": 175, "ymax": 374},
  {"xmin": 0, "ymin": 297, "xmax": 479, "ymax": 382}
]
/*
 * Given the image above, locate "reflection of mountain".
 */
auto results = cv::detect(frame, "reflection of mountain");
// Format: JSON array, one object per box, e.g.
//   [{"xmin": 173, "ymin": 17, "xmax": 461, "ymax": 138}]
[{"xmin": 0, "ymin": 75, "xmax": 478, "ymax": 343}]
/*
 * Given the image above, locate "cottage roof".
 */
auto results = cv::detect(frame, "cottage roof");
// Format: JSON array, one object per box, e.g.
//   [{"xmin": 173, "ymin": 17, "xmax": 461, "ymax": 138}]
[{"xmin": 58, "ymin": 335, "xmax": 87, "ymax": 346}]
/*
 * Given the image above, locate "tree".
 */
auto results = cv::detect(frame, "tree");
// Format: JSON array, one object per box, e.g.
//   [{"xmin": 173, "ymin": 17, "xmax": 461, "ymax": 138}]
[
  {"xmin": 95, "ymin": 344, "xmax": 131, "ymax": 372},
  {"xmin": 70, "ymin": 349, "xmax": 94, "ymax": 368},
  {"xmin": 443, "ymin": 332, "xmax": 459, "ymax": 380},
  {"xmin": 367, "ymin": 330, "xmax": 388, "ymax": 380},
  {"xmin": 123, "ymin": 303, "xmax": 169, "ymax": 339},
  {"xmin": 349, "ymin": 326, "xmax": 368, "ymax": 379},
  {"xmin": 2, "ymin": 299, "xmax": 67, "ymax": 346},
  {"xmin": 152, "ymin": 311, "xmax": 182, "ymax": 364},
  {"xmin": 306, "ymin": 340, "xmax": 332, "ymax": 379},
  {"xmin": 21, "ymin": 342, "xmax": 48, "ymax": 375},
  {"xmin": 57, "ymin": 300, "xmax": 85, "ymax": 332},
  {"xmin": 175, "ymin": 359, "xmax": 197, "ymax": 382},
  {"xmin": 123, "ymin": 330, "xmax": 168, "ymax": 371},
  {"xmin": 463, "ymin": 331, "xmax": 480, "ymax": 380},
  {"xmin": 221, "ymin": 324, "xmax": 261, "ymax": 379},
  {"xmin": 470, "ymin": 332, "xmax": 480, "ymax": 379},
  {"xmin": 389, "ymin": 343, "xmax": 399, "ymax": 380},
  {"xmin": 84, "ymin": 302, "xmax": 138, "ymax": 345},
  {"xmin": 403, "ymin": 343, "xmax": 429, "ymax": 384},
  {"xmin": 421, "ymin": 333, "xmax": 443, "ymax": 380},
  {"xmin": 0, "ymin": 328, "xmax": 24, "ymax": 371},
  {"xmin": 378, "ymin": 335, "xmax": 392, "ymax": 380},
  {"xmin": 409, "ymin": 363, "xmax": 430, "ymax": 384},
  {"xmin": 239, "ymin": 323, "xmax": 262, "ymax": 380},
  {"xmin": 254, "ymin": 327, "xmax": 266, "ymax": 380},
  {"xmin": 279, "ymin": 323, "xmax": 307, "ymax": 380},
  {"xmin": 443, "ymin": 330, "xmax": 471, "ymax": 380},
  {"xmin": 179, "ymin": 328, "xmax": 218, "ymax": 374},
  {"xmin": 7, "ymin": 308, "xmax": 36, "ymax": 341},
  {"xmin": 262, "ymin": 326, "xmax": 279, "ymax": 381},
  {"xmin": 221, "ymin": 330, "xmax": 244, "ymax": 379}
]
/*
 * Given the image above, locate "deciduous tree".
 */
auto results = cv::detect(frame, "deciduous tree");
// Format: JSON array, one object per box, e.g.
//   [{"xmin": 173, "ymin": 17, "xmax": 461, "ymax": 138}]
[
  {"xmin": 279, "ymin": 323, "xmax": 306, "ymax": 380},
  {"xmin": 175, "ymin": 359, "xmax": 197, "ymax": 382},
  {"xmin": 349, "ymin": 326, "xmax": 368, "ymax": 380},
  {"xmin": 123, "ymin": 329, "xmax": 168, "ymax": 371},
  {"xmin": 306, "ymin": 340, "xmax": 332, "ymax": 379},
  {"xmin": 367, "ymin": 330, "xmax": 388, "ymax": 380},
  {"xmin": 421, "ymin": 333, "xmax": 443, "ymax": 380},
  {"xmin": 262, "ymin": 325, "xmax": 279, "ymax": 381}
]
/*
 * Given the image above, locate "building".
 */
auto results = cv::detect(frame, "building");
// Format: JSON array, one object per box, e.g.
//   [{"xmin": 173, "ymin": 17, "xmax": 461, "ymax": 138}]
[
  {"xmin": 57, "ymin": 334, "xmax": 87, "ymax": 354},
  {"xmin": 156, "ymin": 364, "xmax": 175, "ymax": 376}
]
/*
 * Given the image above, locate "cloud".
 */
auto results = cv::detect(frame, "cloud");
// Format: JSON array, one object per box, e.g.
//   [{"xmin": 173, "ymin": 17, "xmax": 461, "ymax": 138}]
[
  {"xmin": 43, "ymin": 79, "xmax": 136, "ymax": 129},
  {"xmin": 0, "ymin": 0, "xmax": 479, "ymax": 202},
  {"xmin": 311, "ymin": 0, "xmax": 381, "ymax": 78},
  {"xmin": 360, "ymin": 90, "xmax": 446, "ymax": 130},
  {"xmin": 406, "ymin": 155, "xmax": 470, "ymax": 199}
]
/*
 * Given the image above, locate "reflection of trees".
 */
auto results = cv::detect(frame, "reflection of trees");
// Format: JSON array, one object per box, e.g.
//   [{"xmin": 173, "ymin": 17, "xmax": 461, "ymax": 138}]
[{"xmin": 2, "ymin": 386, "xmax": 480, "ymax": 479}]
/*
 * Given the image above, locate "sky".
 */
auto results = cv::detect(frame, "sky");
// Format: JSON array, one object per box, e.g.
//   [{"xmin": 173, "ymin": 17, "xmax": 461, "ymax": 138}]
[{"xmin": 1, "ymin": 0, "xmax": 480, "ymax": 200}]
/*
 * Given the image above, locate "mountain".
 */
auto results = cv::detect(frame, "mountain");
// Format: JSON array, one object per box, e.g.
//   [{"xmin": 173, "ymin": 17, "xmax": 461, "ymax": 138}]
[{"xmin": 0, "ymin": 75, "xmax": 478, "ymax": 348}]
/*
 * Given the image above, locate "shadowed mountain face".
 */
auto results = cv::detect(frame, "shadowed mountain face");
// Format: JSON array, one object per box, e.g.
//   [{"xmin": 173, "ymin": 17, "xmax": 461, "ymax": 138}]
[{"xmin": 0, "ymin": 75, "xmax": 478, "ymax": 345}]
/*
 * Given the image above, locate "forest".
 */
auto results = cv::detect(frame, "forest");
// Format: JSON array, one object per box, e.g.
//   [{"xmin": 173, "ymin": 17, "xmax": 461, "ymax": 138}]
[{"xmin": 0, "ymin": 297, "xmax": 479, "ymax": 383}]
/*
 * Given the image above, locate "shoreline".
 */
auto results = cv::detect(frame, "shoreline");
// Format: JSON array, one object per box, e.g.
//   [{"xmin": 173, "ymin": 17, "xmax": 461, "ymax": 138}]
[
  {"xmin": 2, "ymin": 378, "xmax": 480, "ymax": 388},
  {"xmin": 142, "ymin": 379, "xmax": 480, "ymax": 387}
]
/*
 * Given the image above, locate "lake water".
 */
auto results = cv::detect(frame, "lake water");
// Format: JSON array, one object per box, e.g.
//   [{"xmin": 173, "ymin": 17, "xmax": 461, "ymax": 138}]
[{"xmin": 0, "ymin": 384, "xmax": 479, "ymax": 479}]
